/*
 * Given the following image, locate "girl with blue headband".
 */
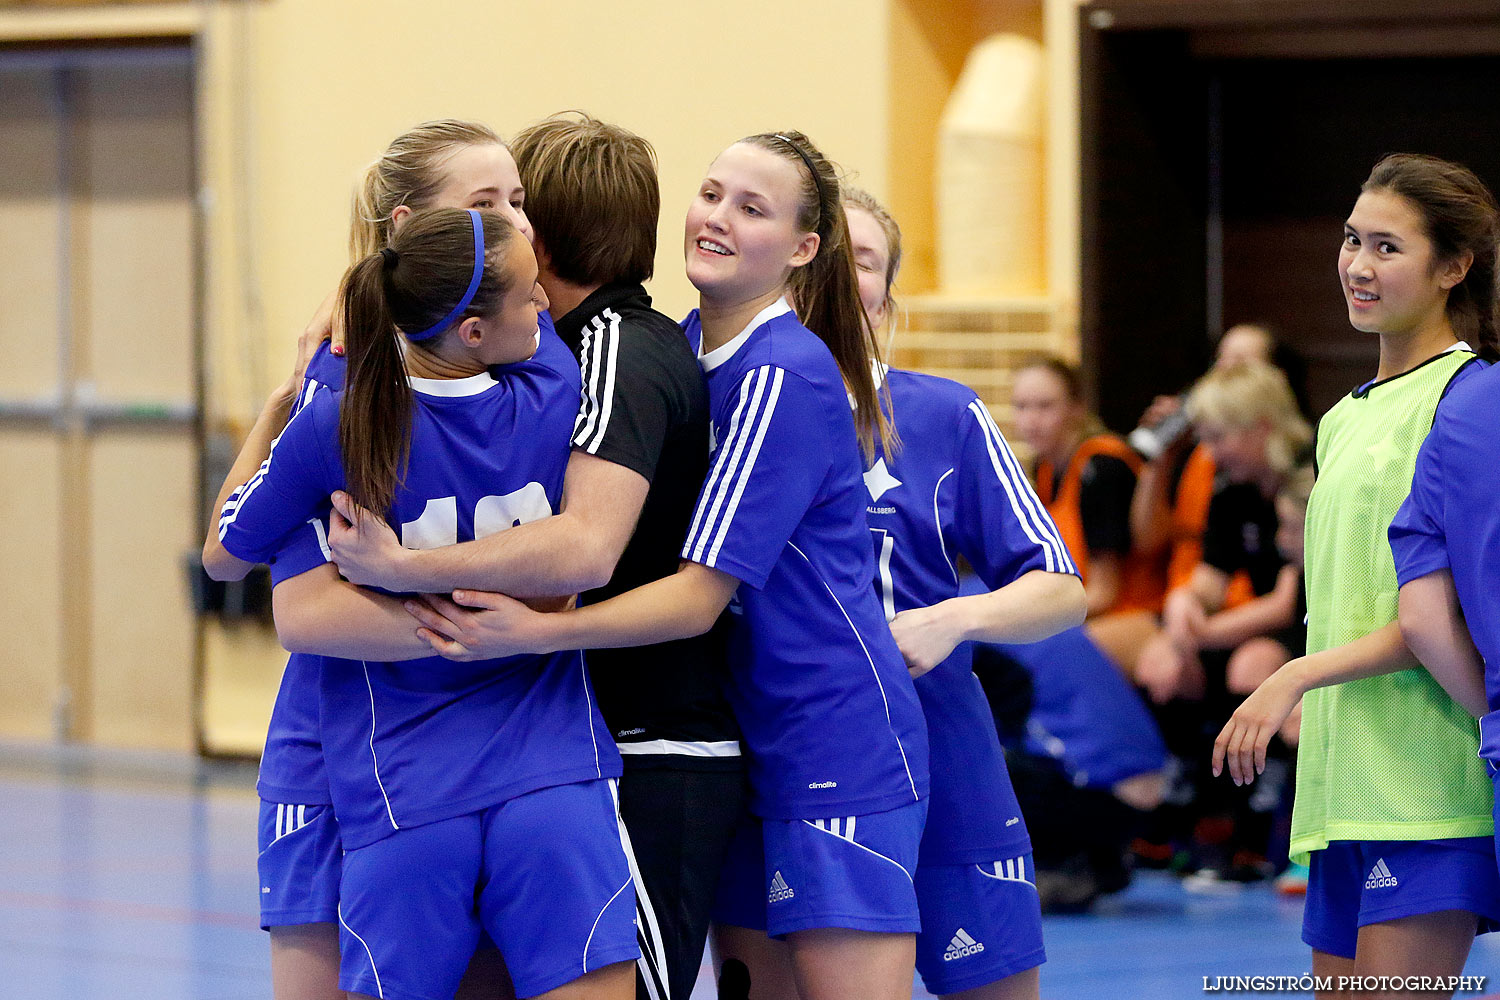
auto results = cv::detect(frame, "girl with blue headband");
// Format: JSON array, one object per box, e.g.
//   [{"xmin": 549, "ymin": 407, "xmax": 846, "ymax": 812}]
[
  {"xmin": 207, "ymin": 207, "xmax": 638, "ymax": 1000},
  {"xmin": 201, "ymin": 118, "xmax": 539, "ymax": 1000}
]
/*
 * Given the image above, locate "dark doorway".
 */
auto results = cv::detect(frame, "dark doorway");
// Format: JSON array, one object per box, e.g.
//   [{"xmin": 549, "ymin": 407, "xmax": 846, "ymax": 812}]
[{"xmin": 1080, "ymin": 3, "xmax": 1500, "ymax": 428}]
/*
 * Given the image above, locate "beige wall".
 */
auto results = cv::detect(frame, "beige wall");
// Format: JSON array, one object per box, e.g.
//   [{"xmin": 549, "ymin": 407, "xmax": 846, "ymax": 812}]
[
  {"xmin": 199, "ymin": 0, "xmax": 890, "ymax": 422},
  {"xmin": 0, "ymin": 0, "xmax": 1081, "ymax": 424},
  {"xmin": 888, "ymin": 0, "xmax": 1045, "ymax": 295}
]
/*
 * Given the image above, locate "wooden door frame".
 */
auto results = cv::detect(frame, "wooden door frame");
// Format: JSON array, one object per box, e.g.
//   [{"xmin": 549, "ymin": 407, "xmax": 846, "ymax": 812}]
[
  {"xmin": 0, "ymin": 41, "xmax": 205, "ymax": 749},
  {"xmin": 1078, "ymin": 0, "xmax": 1500, "ymax": 430}
]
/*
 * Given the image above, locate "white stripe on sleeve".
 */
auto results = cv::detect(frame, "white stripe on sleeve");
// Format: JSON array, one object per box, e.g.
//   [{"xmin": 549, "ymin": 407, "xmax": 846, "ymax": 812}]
[
  {"xmin": 683, "ymin": 373, "xmax": 760, "ymax": 557},
  {"xmin": 218, "ymin": 402, "xmax": 317, "ymax": 542},
  {"xmin": 967, "ymin": 401, "xmax": 1076, "ymax": 574},
  {"xmin": 685, "ymin": 366, "xmax": 780, "ymax": 565},
  {"xmin": 309, "ymin": 517, "xmax": 333, "ymax": 560},
  {"xmin": 217, "ymin": 454, "xmax": 274, "ymax": 540},
  {"xmin": 703, "ymin": 368, "xmax": 783, "ymax": 567},
  {"xmin": 574, "ymin": 309, "xmax": 623, "ymax": 453}
]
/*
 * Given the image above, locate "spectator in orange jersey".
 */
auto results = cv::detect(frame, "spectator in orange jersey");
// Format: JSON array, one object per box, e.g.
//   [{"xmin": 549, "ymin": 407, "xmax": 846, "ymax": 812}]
[{"xmin": 1012, "ymin": 356, "xmax": 1166, "ymax": 674}]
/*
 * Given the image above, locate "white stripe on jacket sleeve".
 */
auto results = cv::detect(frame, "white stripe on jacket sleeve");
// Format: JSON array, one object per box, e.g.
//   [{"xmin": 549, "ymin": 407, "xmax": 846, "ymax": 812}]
[
  {"xmin": 967, "ymin": 401, "xmax": 1076, "ymax": 574},
  {"xmin": 684, "ymin": 366, "xmax": 783, "ymax": 566}
]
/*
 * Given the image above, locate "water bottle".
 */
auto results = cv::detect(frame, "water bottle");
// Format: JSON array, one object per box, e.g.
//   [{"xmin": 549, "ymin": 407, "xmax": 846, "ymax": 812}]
[{"xmin": 1128, "ymin": 407, "xmax": 1192, "ymax": 461}]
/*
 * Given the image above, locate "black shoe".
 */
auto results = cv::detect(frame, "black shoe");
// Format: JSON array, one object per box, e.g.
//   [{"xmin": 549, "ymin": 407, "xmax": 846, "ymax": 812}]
[{"xmin": 1036, "ymin": 862, "xmax": 1102, "ymax": 914}]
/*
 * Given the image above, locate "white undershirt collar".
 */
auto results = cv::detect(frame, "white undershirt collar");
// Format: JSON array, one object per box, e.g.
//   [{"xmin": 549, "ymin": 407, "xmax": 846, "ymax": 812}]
[
  {"xmin": 406, "ymin": 370, "xmax": 497, "ymax": 397},
  {"xmin": 699, "ymin": 297, "xmax": 792, "ymax": 372}
]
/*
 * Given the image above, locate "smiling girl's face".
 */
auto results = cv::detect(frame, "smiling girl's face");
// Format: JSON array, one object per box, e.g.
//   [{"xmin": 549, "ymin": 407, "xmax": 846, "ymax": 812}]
[
  {"xmin": 1339, "ymin": 187, "xmax": 1465, "ymax": 338},
  {"xmin": 683, "ymin": 142, "xmax": 818, "ymax": 306}
]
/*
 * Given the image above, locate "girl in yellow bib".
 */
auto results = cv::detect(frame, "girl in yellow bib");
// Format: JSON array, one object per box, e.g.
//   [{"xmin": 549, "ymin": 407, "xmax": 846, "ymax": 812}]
[{"xmin": 1214, "ymin": 154, "xmax": 1500, "ymax": 995}]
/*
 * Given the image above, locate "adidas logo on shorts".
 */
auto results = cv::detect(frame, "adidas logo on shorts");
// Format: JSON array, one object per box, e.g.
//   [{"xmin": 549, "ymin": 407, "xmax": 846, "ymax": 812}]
[
  {"xmin": 768, "ymin": 870, "xmax": 795, "ymax": 903},
  {"xmin": 1365, "ymin": 858, "xmax": 1398, "ymax": 890},
  {"xmin": 943, "ymin": 928, "xmax": 985, "ymax": 961}
]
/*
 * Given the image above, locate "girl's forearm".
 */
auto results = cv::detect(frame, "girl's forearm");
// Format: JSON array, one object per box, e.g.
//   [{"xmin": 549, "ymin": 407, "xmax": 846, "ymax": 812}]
[
  {"xmin": 201, "ymin": 387, "xmax": 296, "ymax": 580},
  {"xmin": 948, "ymin": 570, "xmax": 1086, "ymax": 645},
  {"xmin": 1279, "ymin": 621, "xmax": 1413, "ymax": 697},
  {"xmin": 273, "ymin": 566, "xmax": 437, "ymax": 661},
  {"xmin": 525, "ymin": 562, "xmax": 739, "ymax": 653}
]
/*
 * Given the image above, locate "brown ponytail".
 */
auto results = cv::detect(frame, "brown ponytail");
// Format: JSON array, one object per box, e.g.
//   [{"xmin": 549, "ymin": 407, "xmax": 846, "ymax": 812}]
[
  {"xmin": 742, "ymin": 131, "xmax": 897, "ymax": 461},
  {"xmin": 339, "ymin": 208, "xmax": 519, "ymax": 518}
]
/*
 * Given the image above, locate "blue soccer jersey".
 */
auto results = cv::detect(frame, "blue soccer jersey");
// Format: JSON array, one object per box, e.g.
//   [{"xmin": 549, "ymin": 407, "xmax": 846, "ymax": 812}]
[
  {"xmin": 253, "ymin": 339, "xmax": 350, "ymax": 805},
  {"xmin": 1390, "ymin": 360, "xmax": 1500, "ymax": 717},
  {"xmin": 865, "ymin": 367, "xmax": 1076, "ymax": 864},
  {"xmin": 680, "ymin": 299, "xmax": 928, "ymax": 819},
  {"xmin": 219, "ymin": 325, "xmax": 619, "ymax": 850}
]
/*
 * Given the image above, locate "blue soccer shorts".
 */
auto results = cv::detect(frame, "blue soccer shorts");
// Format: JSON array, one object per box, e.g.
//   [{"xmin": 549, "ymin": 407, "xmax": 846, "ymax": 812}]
[
  {"xmin": 336, "ymin": 778, "xmax": 638, "ymax": 1000},
  {"xmin": 711, "ymin": 799, "xmax": 926, "ymax": 937},
  {"xmin": 914, "ymin": 853, "xmax": 1046, "ymax": 995},
  {"xmin": 257, "ymin": 800, "xmax": 341, "ymax": 930},
  {"xmin": 1302, "ymin": 837, "xmax": 1500, "ymax": 959}
]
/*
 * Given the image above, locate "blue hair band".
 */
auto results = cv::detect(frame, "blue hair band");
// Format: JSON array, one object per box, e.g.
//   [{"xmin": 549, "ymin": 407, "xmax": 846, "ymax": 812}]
[{"xmin": 406, "ymin": 208, "xmax": 486, "ymax": 342}]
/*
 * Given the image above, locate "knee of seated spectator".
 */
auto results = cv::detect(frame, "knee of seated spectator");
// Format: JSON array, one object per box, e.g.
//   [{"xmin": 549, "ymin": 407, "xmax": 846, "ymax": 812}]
[
  {"xmin": 1136, "ymin": 637, "xmax": 1201, "ymax": 703},
  {"xmin": 1225, "ymin": 638, "xmax": 1290, "ymax": 696},
  {"xmin": 1133, "ymin": 632, "xmax": 1177, "ymax": 683},
  {"xmin": 1085, "ymin": 610, "xmax": 1159, "ymax": 677},
  {"xmin": 1113, "ymin": 770, "xmax": 1165, "ymax": 811},
  {"xmin": 1123, "ymin": 627, "xmax": 1170, "ymax": 683}
]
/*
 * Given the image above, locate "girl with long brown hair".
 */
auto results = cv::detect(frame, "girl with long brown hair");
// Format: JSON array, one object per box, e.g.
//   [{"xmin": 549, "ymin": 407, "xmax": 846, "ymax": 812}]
[
  {"xmin": 208, "ymin": 207, "xmax": 637, "ymax": 1000},
  {"xmin": 1217, "ymin": 153, "xmax": 1500, "ymax": 995},
  {"xmin": 203, "ymin": 119, "xmax": 537, "ymax": 1000}
]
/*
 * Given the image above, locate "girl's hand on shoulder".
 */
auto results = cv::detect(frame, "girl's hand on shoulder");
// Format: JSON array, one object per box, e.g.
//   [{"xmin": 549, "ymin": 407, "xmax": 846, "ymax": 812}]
[
  {"xmin": 1212, "ymin": 663, "xmax": 1303, "ymax": 785},
  {"xmin": 890, "ymin": 603, "xmax": 965, "ymax": 679},
  {"xmin": 294, "ymin": 285, "xmax": 346, "ymax": 385},
  {"xmin": 406, "ymin": 589, "xmax": 546, "ymax": 661}
]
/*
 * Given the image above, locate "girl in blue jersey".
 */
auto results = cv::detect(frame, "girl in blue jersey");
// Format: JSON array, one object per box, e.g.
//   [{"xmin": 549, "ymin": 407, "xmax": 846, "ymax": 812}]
[
  {"xmin": 205, "ymin": 207, "xmax": 637, "ymax": 1000},
  {"xmin": 202, "ymin": 119, "xmax": 537, "ymax": 1000},
  {"xmin": 410, "ymin": 131, "xmax": 930, "ymax": 1000},
  {"xmin": 843, "ymin": 188, "xmax": 1086, "ymax": 999}
]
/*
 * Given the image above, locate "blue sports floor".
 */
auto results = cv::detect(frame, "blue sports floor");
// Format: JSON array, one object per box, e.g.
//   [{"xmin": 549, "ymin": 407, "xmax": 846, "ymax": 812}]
[{"xmin": 1, "ymin": 746, "xmax": 1497, "ymax": 1000}]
